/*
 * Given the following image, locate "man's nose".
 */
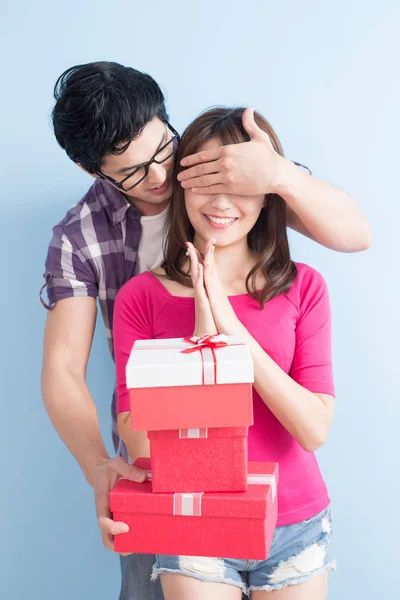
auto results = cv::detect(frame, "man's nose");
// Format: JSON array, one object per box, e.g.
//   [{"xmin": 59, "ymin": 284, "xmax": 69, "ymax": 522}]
[{"xmin": 147, "ymin": 162, "xmax": 166, "ymax": 185}]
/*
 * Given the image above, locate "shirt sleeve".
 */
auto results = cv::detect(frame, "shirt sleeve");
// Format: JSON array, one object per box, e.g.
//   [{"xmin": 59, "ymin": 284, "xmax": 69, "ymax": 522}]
[
  {"xmin": 40, "ymin": 224, "xmax": 98, "ymax": 310},
  {"xmin": 113, "ymin": 277, "xmax": 154, "ymax": 414},
  {"xmin": 289, "ymin": 267, "xmax": 335, "ymax": 397}
]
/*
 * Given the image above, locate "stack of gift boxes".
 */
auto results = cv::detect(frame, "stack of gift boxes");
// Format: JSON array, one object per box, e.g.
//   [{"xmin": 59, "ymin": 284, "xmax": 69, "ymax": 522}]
[{"xmin": 111, "ymin": 335, "xmax": 279, "ymax": 560}]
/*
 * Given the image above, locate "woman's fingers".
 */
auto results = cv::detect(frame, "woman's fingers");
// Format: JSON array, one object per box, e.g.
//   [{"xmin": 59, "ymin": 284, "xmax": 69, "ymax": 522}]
[
  {"xmin": 186, "ymin": 242, "xmax": 199, "ymax": 283},
  {"xmin": 194, "ymin": 264, "xmax": 209, "ymax": 304},
  {"xmin": 187, "ymin": 242, "xmax": 208, "ymax": 305},
  {"xmin": 186, "ymin": 238, "xmax": 217, "ymax": 293},
  {"xmin": 203, "ymin": 237, "xmax": 215, "ymax": 267},
  {"xmin": 204, "ymin": 238, "xmax": 216, "ymax": 288},
  {"xmin": 193, "ymin": 247, "xmax": 203, "ymax": 264}
]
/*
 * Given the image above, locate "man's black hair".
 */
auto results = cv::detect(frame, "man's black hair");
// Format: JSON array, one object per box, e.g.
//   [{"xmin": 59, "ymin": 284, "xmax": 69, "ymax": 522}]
[{"xmin": 52, "ymin": 61, "xmax": 168, "ymax": 173}]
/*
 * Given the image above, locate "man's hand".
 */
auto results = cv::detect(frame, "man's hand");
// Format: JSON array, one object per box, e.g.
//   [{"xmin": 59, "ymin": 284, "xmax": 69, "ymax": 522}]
[
  {"xmin": 186, "ymin": 240, "xmax": 218, "ymax": 337},
  {"xmin": 93, "ymin": 456, "xmax": 146, "ymax": 554},
  {"xmin": 178, "ymin": 107, "xmax": 285, "ymax": 196}
]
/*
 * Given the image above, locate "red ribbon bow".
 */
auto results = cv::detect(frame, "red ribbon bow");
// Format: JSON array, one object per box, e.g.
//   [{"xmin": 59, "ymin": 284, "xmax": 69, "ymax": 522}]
[
  {"xmin": 180, "ymin": 335, "xmax": 228, "ymax": 384},
  {"xmin": 180, "ymin": 335, "xmax": 228, "ymax": 354}
]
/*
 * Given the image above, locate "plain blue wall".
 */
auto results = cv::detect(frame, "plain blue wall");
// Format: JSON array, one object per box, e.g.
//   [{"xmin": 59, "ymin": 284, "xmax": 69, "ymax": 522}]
[{"xmin": 1, "ymin": 1, "xmax": 399, "ymax": 598}]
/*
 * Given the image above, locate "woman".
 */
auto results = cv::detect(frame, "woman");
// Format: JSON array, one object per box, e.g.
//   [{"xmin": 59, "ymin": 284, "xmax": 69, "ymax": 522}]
[{"xmin": 114, "ymin": 107, "xmax": 336, "ymax": 599}]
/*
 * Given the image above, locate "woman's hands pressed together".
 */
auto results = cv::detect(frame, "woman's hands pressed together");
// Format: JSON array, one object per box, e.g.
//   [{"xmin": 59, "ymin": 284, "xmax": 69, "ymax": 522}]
[
  {"xmin": 186, "ymin": 238, "xmax": 242, "ymax": 337},
  {"xmin": 186, "ymin": 239, "xmax": 218, "ymax": 337}
]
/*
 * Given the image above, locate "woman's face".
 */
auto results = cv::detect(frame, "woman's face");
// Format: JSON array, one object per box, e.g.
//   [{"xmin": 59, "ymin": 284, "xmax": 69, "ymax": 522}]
[{"xmin": 184, "ymin": 138, "xmax": 265, "ymax": 249}]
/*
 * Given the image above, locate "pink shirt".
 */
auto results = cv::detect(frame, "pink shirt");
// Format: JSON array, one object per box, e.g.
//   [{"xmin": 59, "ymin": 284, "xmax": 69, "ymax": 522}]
[{"xmin": 113, "ymin": 262, "xmax": 335, "ymax": 526}]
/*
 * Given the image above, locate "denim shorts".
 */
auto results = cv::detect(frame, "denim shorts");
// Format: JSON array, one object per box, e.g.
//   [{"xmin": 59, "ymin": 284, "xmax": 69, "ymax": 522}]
[{"xmin": 152, "ymin": 505, "xmax": 335, "ymax": 595}]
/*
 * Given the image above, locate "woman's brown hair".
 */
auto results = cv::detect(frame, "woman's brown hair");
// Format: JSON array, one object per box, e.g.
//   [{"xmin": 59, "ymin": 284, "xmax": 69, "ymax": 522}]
[{"xmin": 161, "ymin": 107, "xmax": 297, "ymax": 308}]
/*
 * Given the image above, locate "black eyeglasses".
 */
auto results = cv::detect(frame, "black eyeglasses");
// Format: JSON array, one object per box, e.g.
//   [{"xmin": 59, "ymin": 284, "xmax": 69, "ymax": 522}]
[{"xmin": 96, "ymin": 122, "xmax": 180, "ymax": 192}]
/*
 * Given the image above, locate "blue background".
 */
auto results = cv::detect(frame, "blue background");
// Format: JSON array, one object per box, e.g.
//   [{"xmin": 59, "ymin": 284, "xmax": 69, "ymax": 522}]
[{"xmin": 1, "ymin": 1, "xmax": 399, "ymax": 598}]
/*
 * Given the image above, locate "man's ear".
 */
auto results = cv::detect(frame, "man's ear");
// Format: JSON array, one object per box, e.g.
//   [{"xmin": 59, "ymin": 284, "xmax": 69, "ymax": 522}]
[{"xmin": 76, "ymin": 162, "xmax": 100, "ymax": 179}]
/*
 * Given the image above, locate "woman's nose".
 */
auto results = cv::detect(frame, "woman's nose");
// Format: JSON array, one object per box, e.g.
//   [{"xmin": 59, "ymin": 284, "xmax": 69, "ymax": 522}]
[{"xmin": 210, "ymin": 194, "xmax": 234, "ymax": 211}]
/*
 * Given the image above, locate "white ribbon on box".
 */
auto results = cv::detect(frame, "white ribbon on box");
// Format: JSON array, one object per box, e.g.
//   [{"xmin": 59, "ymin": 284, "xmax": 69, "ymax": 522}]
[
  {"xmin": 173, "ymin": 492, "xmax": 204, "ymax": 516},
  {"xmin": 179, "ymin": 428, "xmax": 209, "ymax": 439},
  {"xmin": 172, "ymin": 473, "xmax": 277, "ymax": 516},
  {"xmin": 247, "ymin": 474, "xmax": 277, "ymax": 501}
]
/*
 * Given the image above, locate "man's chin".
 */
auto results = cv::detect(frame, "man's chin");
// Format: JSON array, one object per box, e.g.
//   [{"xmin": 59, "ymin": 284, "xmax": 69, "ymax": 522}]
[
  {"xmin": 144, "ymin": 191, "xmax": 172, "ymax": 205},
  {"xmin": 124, "ymin": 190, "xmax": 172, "ymax": 204},
  {"xmin": 146, "ymin": 185, "xmax": 173, "ymax": 203}
]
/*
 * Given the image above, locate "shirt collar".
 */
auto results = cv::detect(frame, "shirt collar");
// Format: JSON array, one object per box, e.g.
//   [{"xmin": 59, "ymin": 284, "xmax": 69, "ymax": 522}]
[{"xmin": 94, "ymin": 179, "xmax": 137, "ymax": 224}]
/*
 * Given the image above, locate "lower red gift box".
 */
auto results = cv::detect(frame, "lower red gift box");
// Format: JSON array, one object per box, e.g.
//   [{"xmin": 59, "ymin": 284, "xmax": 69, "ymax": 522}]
[
  {"xmin": 148, "ymin": 427, "xmax": 248, "ymax": 493},
  {"xmin": 111, "ymin": 458, "xmax": 279, "ymax": 560}
]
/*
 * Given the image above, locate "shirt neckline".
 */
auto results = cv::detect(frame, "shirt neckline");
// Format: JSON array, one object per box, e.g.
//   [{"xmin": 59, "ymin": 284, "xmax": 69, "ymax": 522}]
[
  {"xmin": 140, "ymin": 204, "xmax": 169, "ymax": 222},
  {"xmin": 142, "ymin": 271, "xmax": 260, "ymax": 305}
]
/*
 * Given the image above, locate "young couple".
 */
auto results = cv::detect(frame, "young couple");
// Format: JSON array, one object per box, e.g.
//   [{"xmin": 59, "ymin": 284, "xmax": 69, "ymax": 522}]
[{"xmin": 41, "ymin": 61, "xmax": 371, "ymax": 599}]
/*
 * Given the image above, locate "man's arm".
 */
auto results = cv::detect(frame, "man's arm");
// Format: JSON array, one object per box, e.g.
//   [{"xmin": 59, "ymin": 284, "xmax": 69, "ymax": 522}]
[
  {"xmin": 42, "ymin": 296, "xmax": 106, "ymax": 484},
  {"xmin": 178, "ymin": 107, "xmax": 372, "ymax": 253},
  {"xmin": 41, "ymin": 296, "xmax": 145, "ymax": 551},
  {"xmin": 281, "ymin": 162, "xmax": 372, "ymax": 252}
]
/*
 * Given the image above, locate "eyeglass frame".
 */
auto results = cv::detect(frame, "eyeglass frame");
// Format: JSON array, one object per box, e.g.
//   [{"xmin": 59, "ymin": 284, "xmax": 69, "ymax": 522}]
[{"xmin": 95, "ymin": 121, "xmax": 180, "ymax": 192}]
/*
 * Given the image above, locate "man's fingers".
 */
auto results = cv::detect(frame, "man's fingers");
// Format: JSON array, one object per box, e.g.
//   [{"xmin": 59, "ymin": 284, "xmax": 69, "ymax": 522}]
[
  {"xmin": 242, "ymin": 107, "xmax": 265, "ymax": 141},
  {"xmin": 101, "ymin": 530, "xmax": 115, "ymax": 551},
  {"xmin": 110, "ymin": 457, "xmax": 147, "ymax": 483},
  {"xmin": 94, "ymin": 489, "xmax": 110, "ymax": 520},
  {"xmin": 99, "ymin": 515, "xmax": 133, "ymax": 556},
  {"xmin": 180, "ymin": 148, "xmax": 222, "ymax": 168},
  {"xmin": 98, "ymin": 516, "xmax": 129, "ymax": 536},
  {"xmin": 242, "ymin": 106, "xmax": 274, "ymax": 148},
  {"xmin": 191, "ymin": 184, "xmax": 227, "ymax": 195},
  {"xmin": 178, "ymin": 160, "xmax": 220, "ymax": 182},
  {"xmin": 100, "ymin": 528, "xmax": 132, "ymax": 556},
  {"xmin": 181, "ymin": 173, "xmax": 222, "ymax": 189}
]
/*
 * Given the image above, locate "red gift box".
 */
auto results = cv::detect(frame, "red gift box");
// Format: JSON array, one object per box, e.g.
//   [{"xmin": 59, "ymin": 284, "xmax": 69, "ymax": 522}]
[
  {"xmin": 111, "ymin": 458, "xmax": 279, "ymax": 560},
  {"xmin": 148, "ymin": 427, "xmax": 248, "ymax": 493},
  {"xmin": 126, "ymin": 335, "xmax": 254, "ymax": 431}
]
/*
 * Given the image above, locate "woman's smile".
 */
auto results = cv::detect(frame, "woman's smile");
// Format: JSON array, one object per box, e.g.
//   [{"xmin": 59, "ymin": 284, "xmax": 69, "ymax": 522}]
[{"xmin": 203, "ymin": 213, "xmax": 239, "ymax": 229}]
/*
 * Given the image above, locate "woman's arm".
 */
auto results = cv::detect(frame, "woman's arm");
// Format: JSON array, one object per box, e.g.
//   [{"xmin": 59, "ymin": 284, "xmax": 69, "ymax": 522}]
[
  {"xmin": 224, "ymin": 324, "xmax": 334, "ymax": 452},
  {"xmin": 203, "ymin": 254, "xmax": 335, "ymax": 452},
  {"xmin": 113, "ymin": 279, "xmax": 154, "ymax": 461},
  {"xmin": 117, "ymin": 414, "xmax": 149, "ymax": 460}
]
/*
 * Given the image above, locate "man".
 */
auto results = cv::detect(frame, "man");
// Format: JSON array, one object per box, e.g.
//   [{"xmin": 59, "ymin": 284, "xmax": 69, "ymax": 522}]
[{"xmin": 40, "ymin": 61, "xmax": 371, "ymax": 600}]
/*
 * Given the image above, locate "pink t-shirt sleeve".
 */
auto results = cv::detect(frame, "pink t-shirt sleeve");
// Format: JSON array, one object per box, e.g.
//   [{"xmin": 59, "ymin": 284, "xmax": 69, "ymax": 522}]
[
  {"xmin": 113, "ymin": 274, "xmax": 155, "ymax": 414},
  {"xmin": 289, "ymin": 265, "xmax": 335, "ymax": 396}
]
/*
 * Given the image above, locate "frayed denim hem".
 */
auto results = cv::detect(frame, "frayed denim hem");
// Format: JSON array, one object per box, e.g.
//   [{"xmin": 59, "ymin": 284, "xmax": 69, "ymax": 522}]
[
  {"xmin": 249, "ymin": 559, "xmax": 337, "ymax": 593},
  {"xmin": 151, "ymin": 566, "xmax": 248, "ymax": 593}
]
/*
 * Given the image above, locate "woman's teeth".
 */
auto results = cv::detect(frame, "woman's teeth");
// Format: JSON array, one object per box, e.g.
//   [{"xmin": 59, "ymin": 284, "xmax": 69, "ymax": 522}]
[{"xmin": 207, "ymin": 216, "xmax": 236, "ymax": 224}]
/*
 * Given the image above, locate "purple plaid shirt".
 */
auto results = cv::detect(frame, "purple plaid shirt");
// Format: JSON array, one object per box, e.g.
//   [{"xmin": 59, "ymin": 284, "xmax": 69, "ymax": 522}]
[{"xmin": 40, "ymin": 179, "xmax": 144, "ymax": 454}]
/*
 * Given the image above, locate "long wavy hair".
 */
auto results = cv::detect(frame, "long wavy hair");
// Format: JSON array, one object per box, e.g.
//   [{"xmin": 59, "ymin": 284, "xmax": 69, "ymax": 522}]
[{"xmin": 161, "ymin": 107, "xmax": 297, "ymax": 308}]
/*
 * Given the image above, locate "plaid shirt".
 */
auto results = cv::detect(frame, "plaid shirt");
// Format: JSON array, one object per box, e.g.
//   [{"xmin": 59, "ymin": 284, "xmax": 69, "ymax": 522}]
[{"xmin": 40, "ymin": 178, "xmax": 146, "ymax": 454}]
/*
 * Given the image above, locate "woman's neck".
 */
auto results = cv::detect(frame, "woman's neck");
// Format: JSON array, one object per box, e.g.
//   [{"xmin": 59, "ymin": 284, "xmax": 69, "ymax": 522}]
[{"xmin": 193, "ymin": 235, "xmax": 259, "ymax": 290}]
